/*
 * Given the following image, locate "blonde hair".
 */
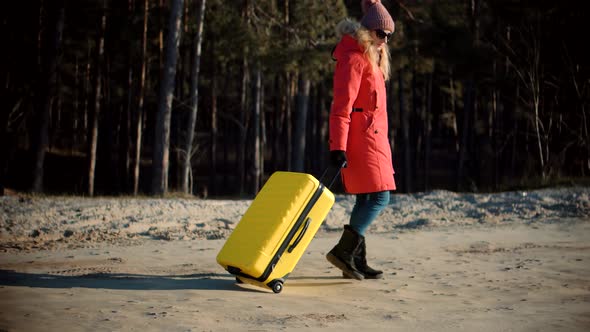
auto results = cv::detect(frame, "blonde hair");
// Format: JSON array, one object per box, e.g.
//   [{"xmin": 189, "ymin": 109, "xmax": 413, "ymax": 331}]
[
  {"xmin": 355, "ymin": 26, "xmax": 391, "ymax": 81},
  {"xmin": 336, "ymin": 19, "xmax": 391, "ymax": 81}
]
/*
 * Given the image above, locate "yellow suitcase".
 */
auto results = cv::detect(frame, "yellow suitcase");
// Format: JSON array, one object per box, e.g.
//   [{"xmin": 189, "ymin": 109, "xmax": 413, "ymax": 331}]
[{"xmin": 216, "ymin": 171, "xmax": 336, "ymax": 293}]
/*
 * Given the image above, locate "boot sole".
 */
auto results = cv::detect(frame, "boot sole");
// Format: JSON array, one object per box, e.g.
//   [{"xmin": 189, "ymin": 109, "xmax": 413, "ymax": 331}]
[
  {"xmin": 326, "ymin": 253, "xmax": 364, "ymax": 280},
  {"xmin": 342, "ymin": 272, "xmax": 383, "ymax": 280}
]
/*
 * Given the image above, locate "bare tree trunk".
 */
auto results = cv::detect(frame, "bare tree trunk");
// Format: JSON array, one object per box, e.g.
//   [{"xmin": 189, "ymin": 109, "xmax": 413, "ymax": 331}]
[
  {"xmin": 523, "ymin": 26, "xmax": 544, "ymax": 179},
  {"xmin": 387, "ymin": 78, "xmax": 395, "ymax": 155},
  {"xmin": 180, "ymin": 0, "xmax": 206, "ymax": 194},
  {"xmin": 158, "ymin": 0, "xmax": 165, "ymax": 74},
  {"xmin": 210, "ymin": 65, "xmax": 218, "ymax": 195},
  {"xmin": 151, "ymin": 0, "xmax": 184, "ymax": 195},
  {"xmin": 120, "ymin": 91, "xmax": 131, "ymax": 192},
  {"xmin": 399, "ymin": 68, "xmax": 412, "ymax": 193},
  {"xmin": 424, "ymin": 73, "xmax": 433, "ymax": 191},
  {"xmin": 121, "ymin": 1, "xmax": 134, "ymax": 192},
  {"xmin": 87, "ymin": 0, "xmax": 107, "ymax": 196},
  {"xmin": 272, "ymin": 74, "xmax": 284, "ymax": 171},
  {"xmin": 492, "ymin": 60, "xmax": 501, "ymax": 189},
  {"xmin": 73, "ymin": 56, "xmax": 80, "ymax": 143},
  {"xmin": 277, "ymin": 74, "xmax": 289, "ymax": 171},
  {"xmin": 31, "ymin": 0, "xmax": 65, "ymax": 192},
  {"xmin": 457, "ymin": 78, "xmax": 474, "ymax": 191},
  {"xmin": 251, "ymin": 64, "xmax": 263, "ymax": 193},
  {"xmin": 99, "ymin": 55, "xmax": 117, "ymax": 194},
  {"xmin": 292, "ymin": 76, "xmax": 310, "ymax": 173},
  {"xmin": 36, "ymin": 0, "xmax": 45, "ymax": 70},
  {"xmin": 132, "ymin": 0, "xmax": 149, "ymax": 195},
  {"xmin": 318, "ymin": 82, "xmax": 329, "ymax": 172},
  {"xmin": 0, "ymin": 88, "xmax": 8, "ymax": 195},
  {"xmin": 510, "ymin": 84, "xmax": 519, "ymax": 179},
  {"xmin": 170, "ymin": 7, "xmax": 187, "ymax": 192},
  {"xmin": 449, "ymin": 68, "xmax": 459, "ymax": 152},
  {"xmin": 286, "ymin": 73, "xmax": 296, "ymax": 170},
  {"xmin": 310, "ymin": 83, "xmax": 319, "ymax": 172},
  {"xmin": 533, "ymin": 87, "xmax": 544, "ymax": 179},
  {"xmin": 283, "ymin": 0, "xmax": 292, "ymax": 172},
  {"xmin": 238, "ymin": 57, "xmax": 249, "ymax": 195},
  {"xmin": 412, "ymin": 64, "xmax": 420, "ymax": 188},
  {"xmin": 84, "ymin": 43, "xmax": 91, "ymax": 136},
  {"xmin": 259, "ymin": 69, "xmax": 266, "ymax": 187}
]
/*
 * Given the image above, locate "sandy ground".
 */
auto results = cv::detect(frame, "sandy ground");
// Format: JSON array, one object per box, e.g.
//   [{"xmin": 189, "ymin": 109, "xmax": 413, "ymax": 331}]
[{"xmin": 1, "ymin": 187, "xmax": 589, "ymax": 331}]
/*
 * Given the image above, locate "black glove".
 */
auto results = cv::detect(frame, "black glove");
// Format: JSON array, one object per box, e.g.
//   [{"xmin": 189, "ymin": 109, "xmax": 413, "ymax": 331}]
[{"xmin": 329, "ymin": 150, "xmax": 348, "ymax": 168}]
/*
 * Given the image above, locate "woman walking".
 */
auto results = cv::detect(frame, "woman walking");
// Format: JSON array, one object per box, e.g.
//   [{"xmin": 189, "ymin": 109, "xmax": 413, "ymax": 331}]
[{"xmin": 327, "ymin": 0, "xmax": 396, "ymax": 280}]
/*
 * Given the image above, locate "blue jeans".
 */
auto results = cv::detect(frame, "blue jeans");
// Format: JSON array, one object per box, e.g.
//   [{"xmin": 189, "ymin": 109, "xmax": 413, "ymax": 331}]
[{"xmin": 348, "ymin": 191, "xmax": 390, "ymax": 236}]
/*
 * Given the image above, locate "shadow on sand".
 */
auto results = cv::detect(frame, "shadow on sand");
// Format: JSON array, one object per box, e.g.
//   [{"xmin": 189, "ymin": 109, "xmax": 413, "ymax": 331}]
[
  {"xmin": 0, "ymin": 270, "xmax": 352, "ymax": 292},
  {"xmin": 0, "ymin": 269, "xmax": 259, "ymax": 292}
]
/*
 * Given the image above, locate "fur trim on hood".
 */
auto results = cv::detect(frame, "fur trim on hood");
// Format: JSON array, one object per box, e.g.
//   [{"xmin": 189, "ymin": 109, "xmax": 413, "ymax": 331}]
[{"xmin": 335, "ymin": 18, "xmax": 361, "ymax": 38}]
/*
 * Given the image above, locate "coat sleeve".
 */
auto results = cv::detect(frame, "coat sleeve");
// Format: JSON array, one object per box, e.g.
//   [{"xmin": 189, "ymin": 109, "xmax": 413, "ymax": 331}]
[{"xmin": 329, "ymin": 54, "xmax": 364, "ymax": 152}]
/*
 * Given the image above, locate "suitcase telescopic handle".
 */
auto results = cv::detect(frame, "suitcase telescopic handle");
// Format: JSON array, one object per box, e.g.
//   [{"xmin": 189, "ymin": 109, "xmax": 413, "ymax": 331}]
[
  {"xmin": 287, "ymin": 217, "xmax": 311, "ymax": 253},
  {"xmin": 319, "ymin": 161, "xmax": 346, "ymax": 189}
]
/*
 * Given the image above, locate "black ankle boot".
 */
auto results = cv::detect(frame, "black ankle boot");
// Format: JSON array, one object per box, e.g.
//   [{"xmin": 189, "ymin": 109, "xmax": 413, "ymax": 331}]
[
  {"xmin": 353, "ymin": 237, "xmax": 384, "ymax": 279},
  {"xmin": 342, "ymin": 233, "xmax": 384, "ymax": 279},
  {"xmin": 326, "ymin": 225, "xmax": 364, "ymax": 280}
]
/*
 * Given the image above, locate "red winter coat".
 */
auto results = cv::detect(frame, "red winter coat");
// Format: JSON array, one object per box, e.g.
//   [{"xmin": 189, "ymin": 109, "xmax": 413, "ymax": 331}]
[{"xmin": 329, "ymin": 34, "xmax": 396, "ymax": 194}]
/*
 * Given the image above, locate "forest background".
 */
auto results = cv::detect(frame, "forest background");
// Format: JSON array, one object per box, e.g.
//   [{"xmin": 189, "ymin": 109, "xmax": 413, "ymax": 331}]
[{"xmin": 1, "ymin": 0, "xmax": 588, "ymax": 198}]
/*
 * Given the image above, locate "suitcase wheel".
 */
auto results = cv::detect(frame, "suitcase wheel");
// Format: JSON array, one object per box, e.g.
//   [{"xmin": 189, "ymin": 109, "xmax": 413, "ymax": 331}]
[{"xmin": 269, "ymin": 280, "xmax": 284, "ymax": 294}]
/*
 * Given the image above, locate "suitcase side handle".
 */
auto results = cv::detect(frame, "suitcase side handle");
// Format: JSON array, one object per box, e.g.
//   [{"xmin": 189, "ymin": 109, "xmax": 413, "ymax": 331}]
[{"xmin": 287, "ymin": 217, "xmax": 311, "ymax": 253}]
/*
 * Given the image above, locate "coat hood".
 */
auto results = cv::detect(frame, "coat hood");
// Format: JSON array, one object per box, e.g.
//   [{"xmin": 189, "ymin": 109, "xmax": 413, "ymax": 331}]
[
  {"xmin": 335, "ymin": 18, "xmax": 361, "ymax": 37},
  {"xmin": 332, "ymin": 19, "xmax": 363, "ymax": 62}
]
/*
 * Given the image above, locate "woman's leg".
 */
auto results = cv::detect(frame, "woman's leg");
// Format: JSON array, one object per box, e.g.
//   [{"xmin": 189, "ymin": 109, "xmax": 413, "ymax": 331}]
[
  {"xmin": 348, "ymin": 191, "xmax": 390, "ymax": 236},
  {"xmin": 326, "ymin": 191, "xmax": 390, "ymax": 280},
  {"xmin": 344, "ymin": 191, "xmax": 390, "ymax": 279}
]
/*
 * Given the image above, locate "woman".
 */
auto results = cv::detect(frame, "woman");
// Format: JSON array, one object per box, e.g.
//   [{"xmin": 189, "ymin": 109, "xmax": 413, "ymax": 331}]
[{"xmin": 327, "ymin": 0, "xmax": 396, "ymax": 280}]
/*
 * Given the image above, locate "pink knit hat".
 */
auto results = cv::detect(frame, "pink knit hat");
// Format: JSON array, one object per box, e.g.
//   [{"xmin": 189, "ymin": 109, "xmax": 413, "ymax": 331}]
[{"xmin": 360, "ymin": 0, "xmax": 395, "ymax": 32}]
